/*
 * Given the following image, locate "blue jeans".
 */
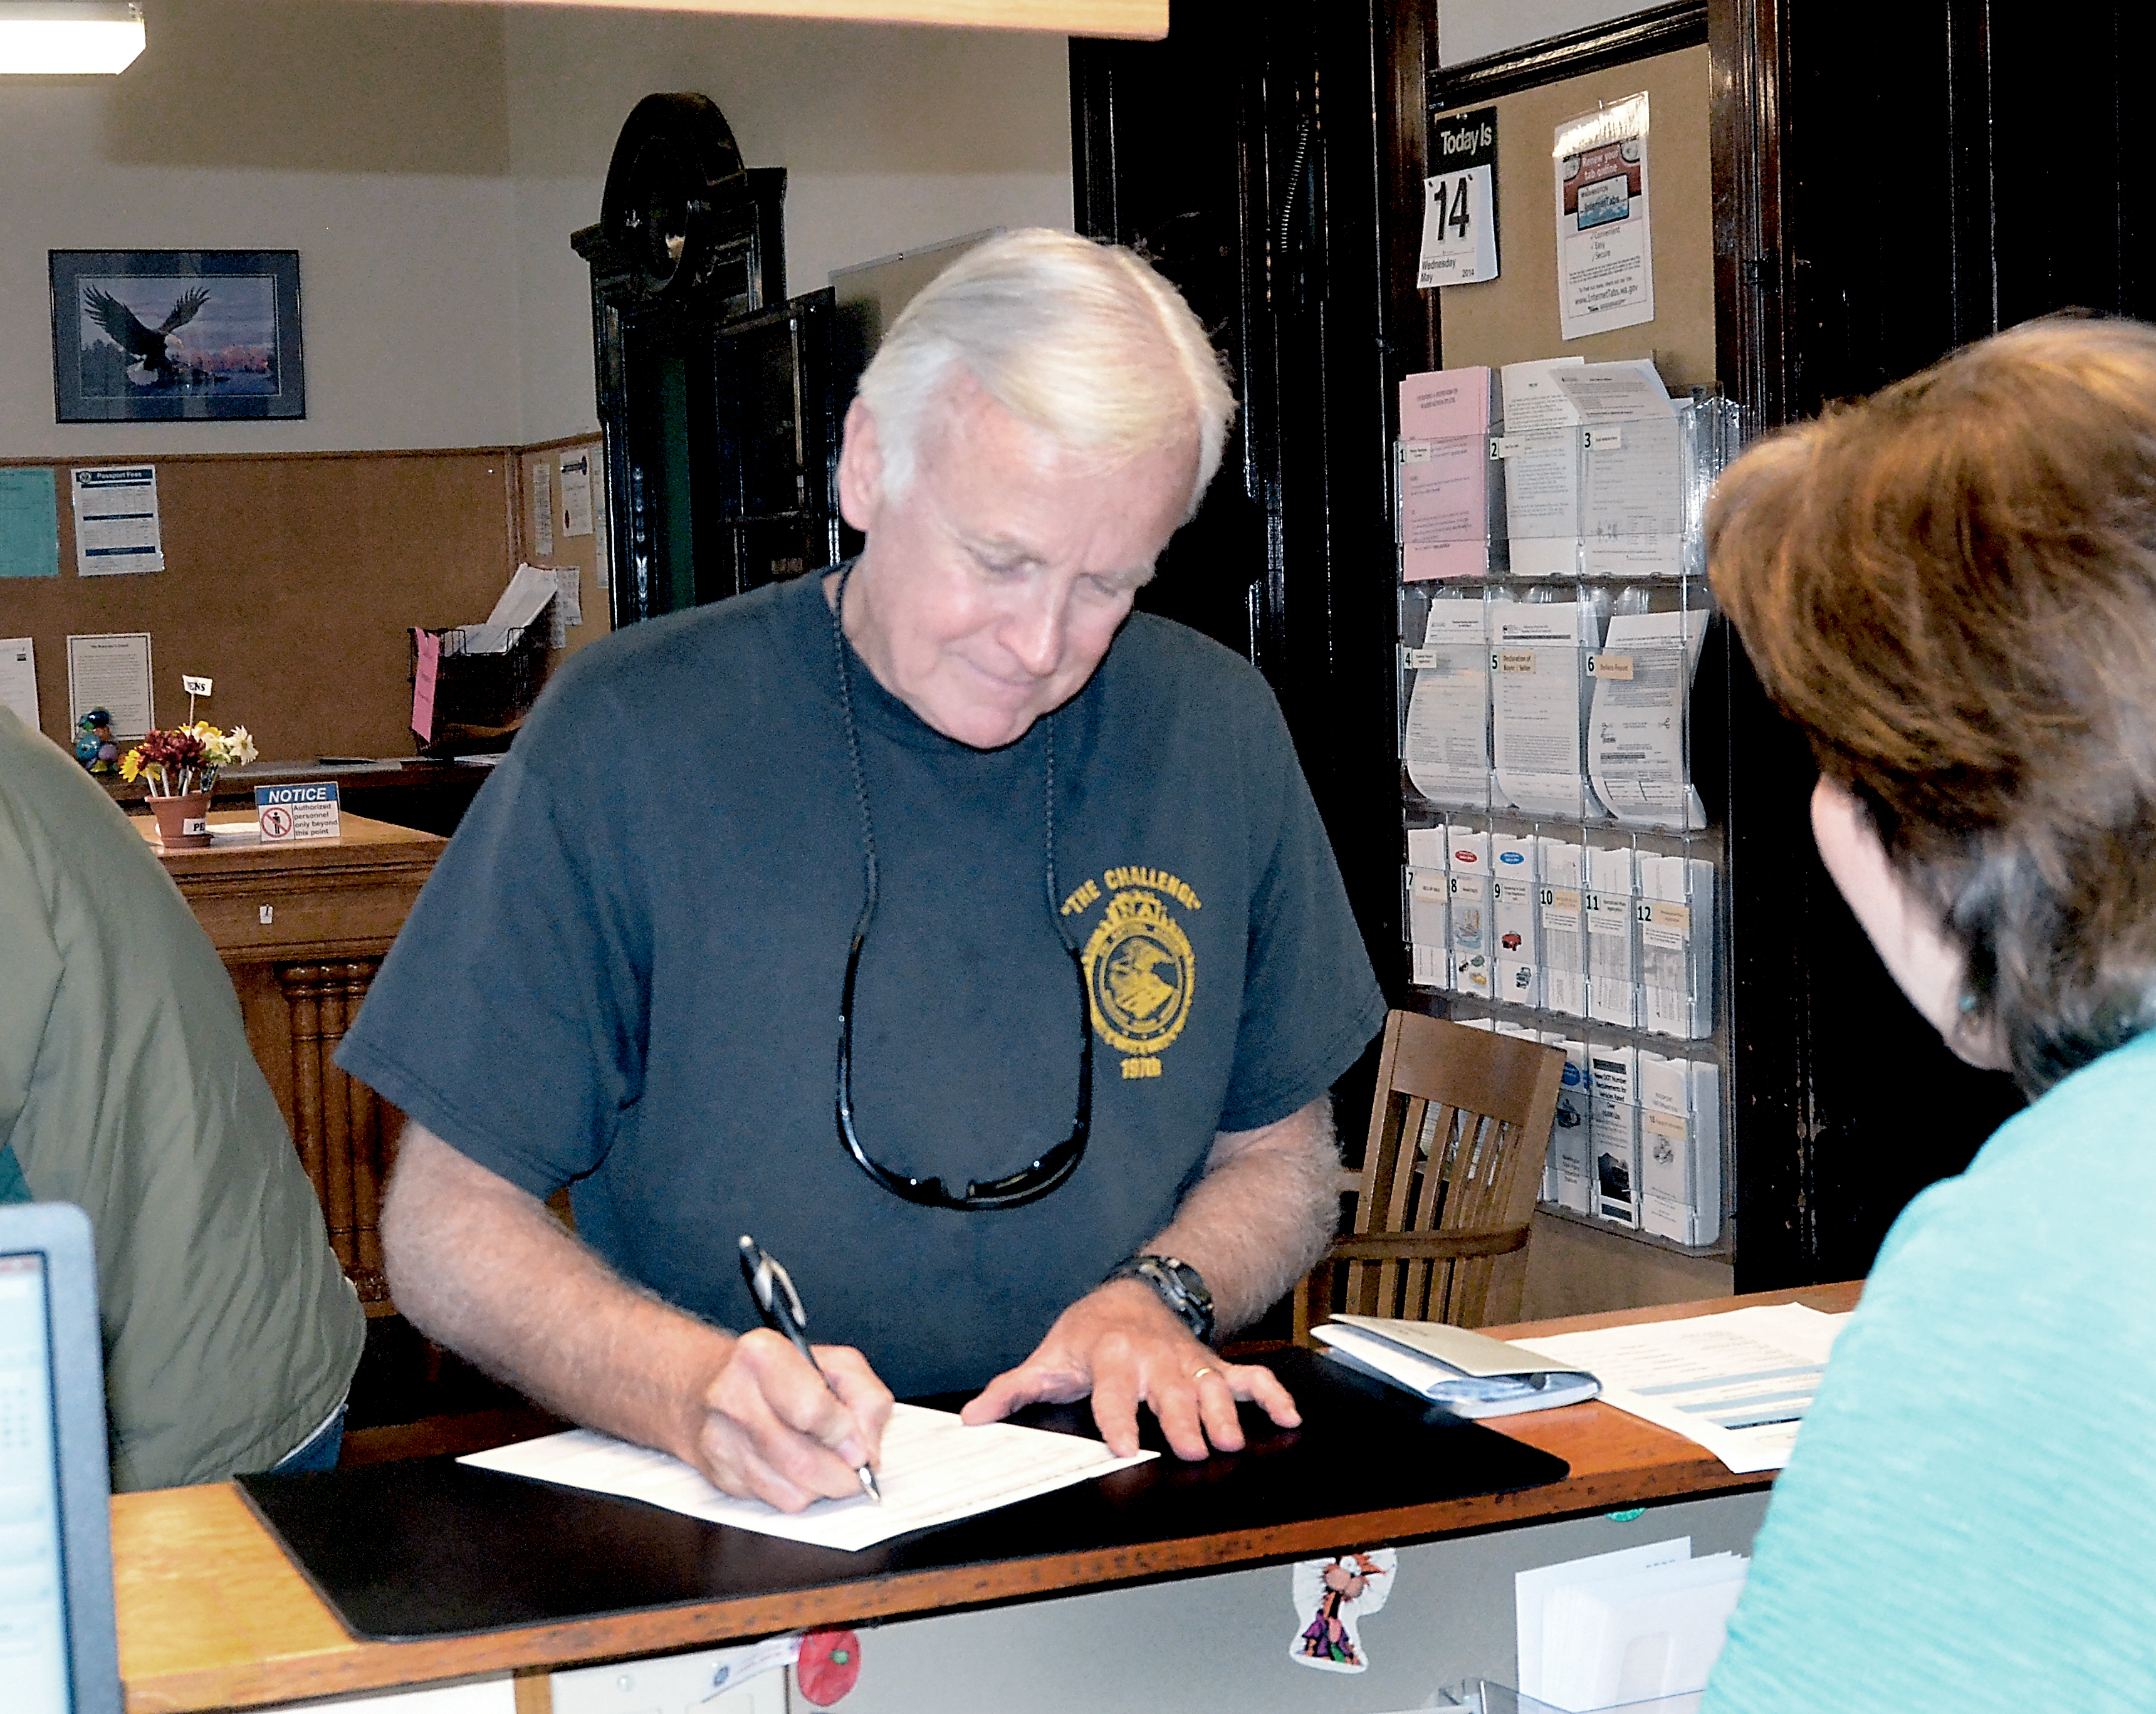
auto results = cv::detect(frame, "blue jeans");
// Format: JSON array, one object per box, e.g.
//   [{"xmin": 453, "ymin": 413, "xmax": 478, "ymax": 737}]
[{"xmin": 268, "ymin": 1402, "xmax": 348, "ymax": 1475}]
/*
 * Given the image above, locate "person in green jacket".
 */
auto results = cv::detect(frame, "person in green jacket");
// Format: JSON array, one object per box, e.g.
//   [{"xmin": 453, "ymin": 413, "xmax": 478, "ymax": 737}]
[
  {"xmin": 0, "ymin": 707, "xmax": 362, "ymax": 1490},
  {"xmin": 1700, "ymin": 316, "xmax": 2156, "ymax": 1710}
]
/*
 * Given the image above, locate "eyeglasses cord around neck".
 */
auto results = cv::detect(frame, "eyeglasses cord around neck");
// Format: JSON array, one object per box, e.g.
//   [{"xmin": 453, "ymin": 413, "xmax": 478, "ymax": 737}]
[{"xmin": 828, "ymin": 560, "xmax": 1093, "ymax": 1210}]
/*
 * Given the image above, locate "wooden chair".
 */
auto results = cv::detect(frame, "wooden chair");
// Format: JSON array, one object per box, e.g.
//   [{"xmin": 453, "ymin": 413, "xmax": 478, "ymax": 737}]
[{"xmin": 1294, "ymin": 1011, "xmax": 1566, "ymax": 1339}]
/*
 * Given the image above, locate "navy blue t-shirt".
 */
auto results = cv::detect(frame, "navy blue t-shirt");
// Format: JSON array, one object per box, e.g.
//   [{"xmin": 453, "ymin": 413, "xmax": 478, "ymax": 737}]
[{"xmin": 340, "ymin": 572, "xmax": 1384, "ymax": 1398}]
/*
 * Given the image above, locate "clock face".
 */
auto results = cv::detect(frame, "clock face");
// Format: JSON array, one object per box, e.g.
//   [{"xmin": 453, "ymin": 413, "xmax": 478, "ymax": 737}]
[
  {"xmin": 625, "ymin": 135, "xmax": 699, "ymax": 288},
  {"xmin": 600, "ymin": 91, "xmax": 753, "ymax": 306}
]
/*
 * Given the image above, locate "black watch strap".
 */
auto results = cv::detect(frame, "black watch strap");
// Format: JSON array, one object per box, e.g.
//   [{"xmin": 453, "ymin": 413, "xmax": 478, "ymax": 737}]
[{"xmin": 1106, "ymin": 1253, "xmax": 1216, "ymax": 1344}]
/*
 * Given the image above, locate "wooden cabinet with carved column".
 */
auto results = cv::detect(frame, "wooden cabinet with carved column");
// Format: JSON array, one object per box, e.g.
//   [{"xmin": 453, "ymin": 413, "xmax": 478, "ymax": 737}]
[{"xmin": 139, "ymin": 812, "xmax": 445, "ymax": 1312}]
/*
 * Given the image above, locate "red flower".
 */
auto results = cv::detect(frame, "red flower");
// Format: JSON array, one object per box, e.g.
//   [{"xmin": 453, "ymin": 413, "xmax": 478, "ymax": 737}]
[{"xmin": 135, "ymin": 728, "xmax": 207, "ymax": 771}]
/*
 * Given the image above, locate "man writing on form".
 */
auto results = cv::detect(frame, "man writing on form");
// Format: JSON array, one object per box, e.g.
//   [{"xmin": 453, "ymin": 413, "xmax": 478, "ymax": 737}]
[{"xmin": 340, "ymin": 229, "xmax": 1386, "ymax": 1512}]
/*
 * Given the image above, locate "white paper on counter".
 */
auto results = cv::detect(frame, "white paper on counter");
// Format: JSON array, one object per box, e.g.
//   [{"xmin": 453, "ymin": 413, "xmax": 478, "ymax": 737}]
[
  {"xmin": 1513, "ymin": 1303, "xmax": 1852, "ymax": 1473},
  {"xmin": 462, "ymin": 1403, "xmax": 1156, "ymax": 1554}
]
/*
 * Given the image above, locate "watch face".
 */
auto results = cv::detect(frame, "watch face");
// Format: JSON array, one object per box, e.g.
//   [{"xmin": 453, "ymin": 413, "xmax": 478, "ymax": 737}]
[
  {"xmin": 1112, "ymin": 1255, "xmax": 1213, "ymax": 1339},
  {"xmin": 1142, "ymin": 1257, "xmax": 1213, "ymax": 1337},
  {"xmin": 1161, "ymin": 1259, "xmax": 1209, "ymax": 1307}
]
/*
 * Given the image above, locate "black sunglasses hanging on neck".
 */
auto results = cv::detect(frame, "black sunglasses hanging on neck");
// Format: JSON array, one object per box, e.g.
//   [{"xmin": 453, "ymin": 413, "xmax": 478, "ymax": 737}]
[{"xmin": 827, "ymin": 562, "xmax": 1093, "ymax": 1211}]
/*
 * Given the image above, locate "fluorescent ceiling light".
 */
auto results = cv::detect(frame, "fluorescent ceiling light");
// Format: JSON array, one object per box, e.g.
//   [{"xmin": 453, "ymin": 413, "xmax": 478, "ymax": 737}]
[
  {"xmin": 389, "ymin": 0, "xmax": 1165, "ymax": 38},
  {"xmin": 0, "ymin": 3, "xmax": 145, "ymax": 75}
]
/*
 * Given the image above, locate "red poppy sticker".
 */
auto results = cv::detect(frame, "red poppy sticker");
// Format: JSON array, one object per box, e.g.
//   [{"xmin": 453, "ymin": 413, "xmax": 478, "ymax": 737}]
[{"xmin": 795, "ymin": 1628, "xmax": 862, "ymax": 1706}]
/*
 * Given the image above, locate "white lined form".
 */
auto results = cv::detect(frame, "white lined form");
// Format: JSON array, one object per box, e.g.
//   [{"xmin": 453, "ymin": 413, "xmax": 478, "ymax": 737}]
[
  {"xmin": 1512, "ymin": 1303, "xmax": 1851, "ymax": 1473},
  {"xmin": 461, "ymin": 1403, "xmax": 1156, "ymax": 1553}
]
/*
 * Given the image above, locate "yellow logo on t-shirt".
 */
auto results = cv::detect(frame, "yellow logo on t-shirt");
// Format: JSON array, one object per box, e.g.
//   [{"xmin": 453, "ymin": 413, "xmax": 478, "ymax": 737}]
[{"xmin": 1062, "ymin": 869, "xmax": 1201, "ymax": 1080}]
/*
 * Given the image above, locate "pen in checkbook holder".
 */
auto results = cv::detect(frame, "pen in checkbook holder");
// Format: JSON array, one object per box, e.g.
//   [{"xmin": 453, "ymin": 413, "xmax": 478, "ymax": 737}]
[{"xmin": 737, "ymin": 1235, "xmax": 883, "ymax": 1504}]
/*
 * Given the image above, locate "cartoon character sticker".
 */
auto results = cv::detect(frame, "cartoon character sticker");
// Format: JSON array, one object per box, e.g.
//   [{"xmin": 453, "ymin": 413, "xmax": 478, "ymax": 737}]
[{"xmin": 1288, "ymin": 1549, "xmax": 1397, "ymax": 1673}]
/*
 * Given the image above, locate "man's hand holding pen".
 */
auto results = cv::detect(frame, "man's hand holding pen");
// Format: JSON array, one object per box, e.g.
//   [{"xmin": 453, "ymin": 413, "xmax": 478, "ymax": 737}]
[
  {"xmin": 689, "ymin": 1329, "xmax": 894, "ymax": 1513},
  {"xmin": 704, "ymin": 1236, "xmax": 893, "ymax": 1513}
]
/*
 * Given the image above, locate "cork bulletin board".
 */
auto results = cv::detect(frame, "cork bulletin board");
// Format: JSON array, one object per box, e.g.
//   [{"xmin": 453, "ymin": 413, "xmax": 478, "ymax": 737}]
[
  {"xmin": 0, "ymin": 444, "xmax": 609, "ymax": 761},
  {"xmin": 1433, "ymin": 44, "xmax": 1714, "ymax": 387},
  {"xmin": 513, "ymin": 434, "xmax": 613, "ymax": 672}
]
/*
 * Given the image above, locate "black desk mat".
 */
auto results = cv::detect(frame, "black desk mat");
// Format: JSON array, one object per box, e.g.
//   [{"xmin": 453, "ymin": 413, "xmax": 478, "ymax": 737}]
[{"xmin": 238, "ymin": 1349, "xmax": 1568, "ymax": 1642}]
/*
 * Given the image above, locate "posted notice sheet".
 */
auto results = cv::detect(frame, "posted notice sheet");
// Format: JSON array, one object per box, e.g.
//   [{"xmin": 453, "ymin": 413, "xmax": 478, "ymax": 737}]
[
  {"xmin": 531, "ymin": 460, "xmax": 555, "ymax": 560},
  {"xmin": 1554, "ymin": 92, "xmax": 1655, "ymax": 341},
  {"xmin": 65, "ymin": 632, "xmax": 154, "ymax": 737},
  {"xmin": 558, "ymin": 448, "xmax": 596, "ymax": 538},
  {"xmin": 1, "ymin": 639, "xmax": 37, "ymax": 729},
  {"xmin": 0, "ymin": 469, "xmax": 60, "ymax": 580},
  {"xmin": 462, "ymin": 1403, "xmax": 1156, "ymax": 1554},
  {"xmin": 70, "ymin": 465, "xmax": 164, "ymax": 577}
]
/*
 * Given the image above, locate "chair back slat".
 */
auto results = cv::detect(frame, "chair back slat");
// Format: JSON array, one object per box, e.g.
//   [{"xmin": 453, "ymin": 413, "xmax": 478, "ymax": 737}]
[{"xmin": 1295, "ymin": 1010, "xmax": 1567, "ymax": 1340}]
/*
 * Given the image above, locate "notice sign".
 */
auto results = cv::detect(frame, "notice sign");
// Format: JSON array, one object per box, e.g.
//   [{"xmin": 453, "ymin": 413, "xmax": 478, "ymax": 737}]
[
  {"xmin": 1420, "ymin": 106, "xmax": 1500, "ymax": 288},
  {"xmin": 256, "ymin": 781, "xmax": 341, "ymax": 842},
  {"xmin": 1554, "ymin": 92, "xmax": 1655, "ymax": 340}
]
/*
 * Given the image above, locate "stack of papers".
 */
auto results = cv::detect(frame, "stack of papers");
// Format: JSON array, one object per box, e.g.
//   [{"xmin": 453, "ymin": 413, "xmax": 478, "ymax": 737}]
[
  {"xmin": 460, "ymin": 1403, "xmax": 1156, "ymax": 1553},
  {"xmin": 1517, "ymin": 1537, "xmax": 1747, "ymax": 1711},
  {"xmin": 454, "ymin": 565, "xmax": 557, "ymax": 655},
  {"xmin": 1311, "ymin": 1316, "xmax": 1600, "ymax": 1418},
  {"xmin": 1512, "ymin": 1303, "xmax": 1850, "ymax": 1473}
]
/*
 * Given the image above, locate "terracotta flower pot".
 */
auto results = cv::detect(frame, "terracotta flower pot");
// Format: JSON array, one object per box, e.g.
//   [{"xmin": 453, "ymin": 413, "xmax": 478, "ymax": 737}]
[{"xmin": 149, "ymin": 790, "xmax": 212, "ymax": 849}]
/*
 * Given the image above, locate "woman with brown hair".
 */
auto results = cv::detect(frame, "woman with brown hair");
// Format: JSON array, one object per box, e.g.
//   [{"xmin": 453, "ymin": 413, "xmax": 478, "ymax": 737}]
[{"xmin": 1700, "ymin": 316, "xmax": 2156, "ymax": 1708}]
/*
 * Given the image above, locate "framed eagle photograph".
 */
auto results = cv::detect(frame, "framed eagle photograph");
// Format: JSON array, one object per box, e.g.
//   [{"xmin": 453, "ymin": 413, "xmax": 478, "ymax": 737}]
[{"xmin": 50, "ymin": 250, "xmax": 305, "ymax": 423}]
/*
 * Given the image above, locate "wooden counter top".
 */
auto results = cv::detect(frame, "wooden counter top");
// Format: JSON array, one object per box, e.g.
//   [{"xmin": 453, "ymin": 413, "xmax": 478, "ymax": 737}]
[
  {"xmin": 137, "ymin": 808, "xmax": 443, "ymax": 870},
  {"xmin": 139, "ymin": 810, "xmax": 444, "ymax": 956},
  {"xmin": 112, "ymin": 1283, "xmax": 1857, "ymax": 1712}
]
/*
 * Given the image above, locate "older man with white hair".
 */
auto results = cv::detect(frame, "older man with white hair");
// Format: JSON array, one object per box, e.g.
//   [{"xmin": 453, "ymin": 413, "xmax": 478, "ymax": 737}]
[{"xmin": 342, "ymin": 229, "xmax": 1385, "ymax": 1512}]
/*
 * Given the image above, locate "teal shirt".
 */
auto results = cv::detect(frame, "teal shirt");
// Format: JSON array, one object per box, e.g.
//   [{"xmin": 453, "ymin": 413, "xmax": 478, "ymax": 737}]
[
  {"xmin": 0, "ymin": 711, "xmax": 363, "ymax": 1490},
  {"xmin": 1704, "ymin": 1032, "xmax": 2156, "ymax": 1710}
]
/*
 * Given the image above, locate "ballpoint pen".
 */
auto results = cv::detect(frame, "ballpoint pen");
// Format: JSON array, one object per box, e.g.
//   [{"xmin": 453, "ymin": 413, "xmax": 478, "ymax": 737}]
[{"xmin": 737, "ymin": 1234, "xmax": 883, "ymax": 1504}]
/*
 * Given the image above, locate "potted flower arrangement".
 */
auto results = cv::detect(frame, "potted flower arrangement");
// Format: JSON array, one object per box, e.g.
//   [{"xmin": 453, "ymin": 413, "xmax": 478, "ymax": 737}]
[{"xmin": 120, "ymin": 722, "xmax": 258, "ymax": 849}]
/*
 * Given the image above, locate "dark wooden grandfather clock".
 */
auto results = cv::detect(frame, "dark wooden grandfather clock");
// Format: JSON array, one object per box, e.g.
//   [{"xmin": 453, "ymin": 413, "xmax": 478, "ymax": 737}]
[{"xmin": 572, "ymin": 93, "xmax": 852, "ymax": 630}]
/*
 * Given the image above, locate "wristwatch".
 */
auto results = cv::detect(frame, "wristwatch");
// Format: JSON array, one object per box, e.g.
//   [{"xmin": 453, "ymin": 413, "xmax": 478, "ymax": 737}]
[{"xmin": 1105, "ymin": 1253, "xmax": 1216, "ymax": 1345}]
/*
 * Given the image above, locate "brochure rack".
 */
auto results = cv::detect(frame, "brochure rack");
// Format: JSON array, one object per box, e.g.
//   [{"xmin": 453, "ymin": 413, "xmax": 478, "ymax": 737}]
[{"xmin": 1396, "ymin": 363, "xmax": 1743, "ymax": 1257}]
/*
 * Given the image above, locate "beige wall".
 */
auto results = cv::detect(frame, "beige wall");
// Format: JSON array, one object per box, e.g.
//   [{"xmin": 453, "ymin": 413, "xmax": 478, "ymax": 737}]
[
  {"xmin": 503, "ymin": 13, "xmax": 1070, "ymax": 445},
  {"xmin": 0, "ymin": 1, "xmax": 1072, "ymax": 458},
  {"xmin": 0, "ymin": 0, "xmax": 518, "ymax": 458}
]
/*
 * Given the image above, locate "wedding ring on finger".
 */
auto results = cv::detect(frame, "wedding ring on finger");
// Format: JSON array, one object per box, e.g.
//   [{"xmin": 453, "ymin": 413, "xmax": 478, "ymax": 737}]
[{"xmin": 1191, "ymin": 1365, "xmax": 1217, "ymax": 1384}]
